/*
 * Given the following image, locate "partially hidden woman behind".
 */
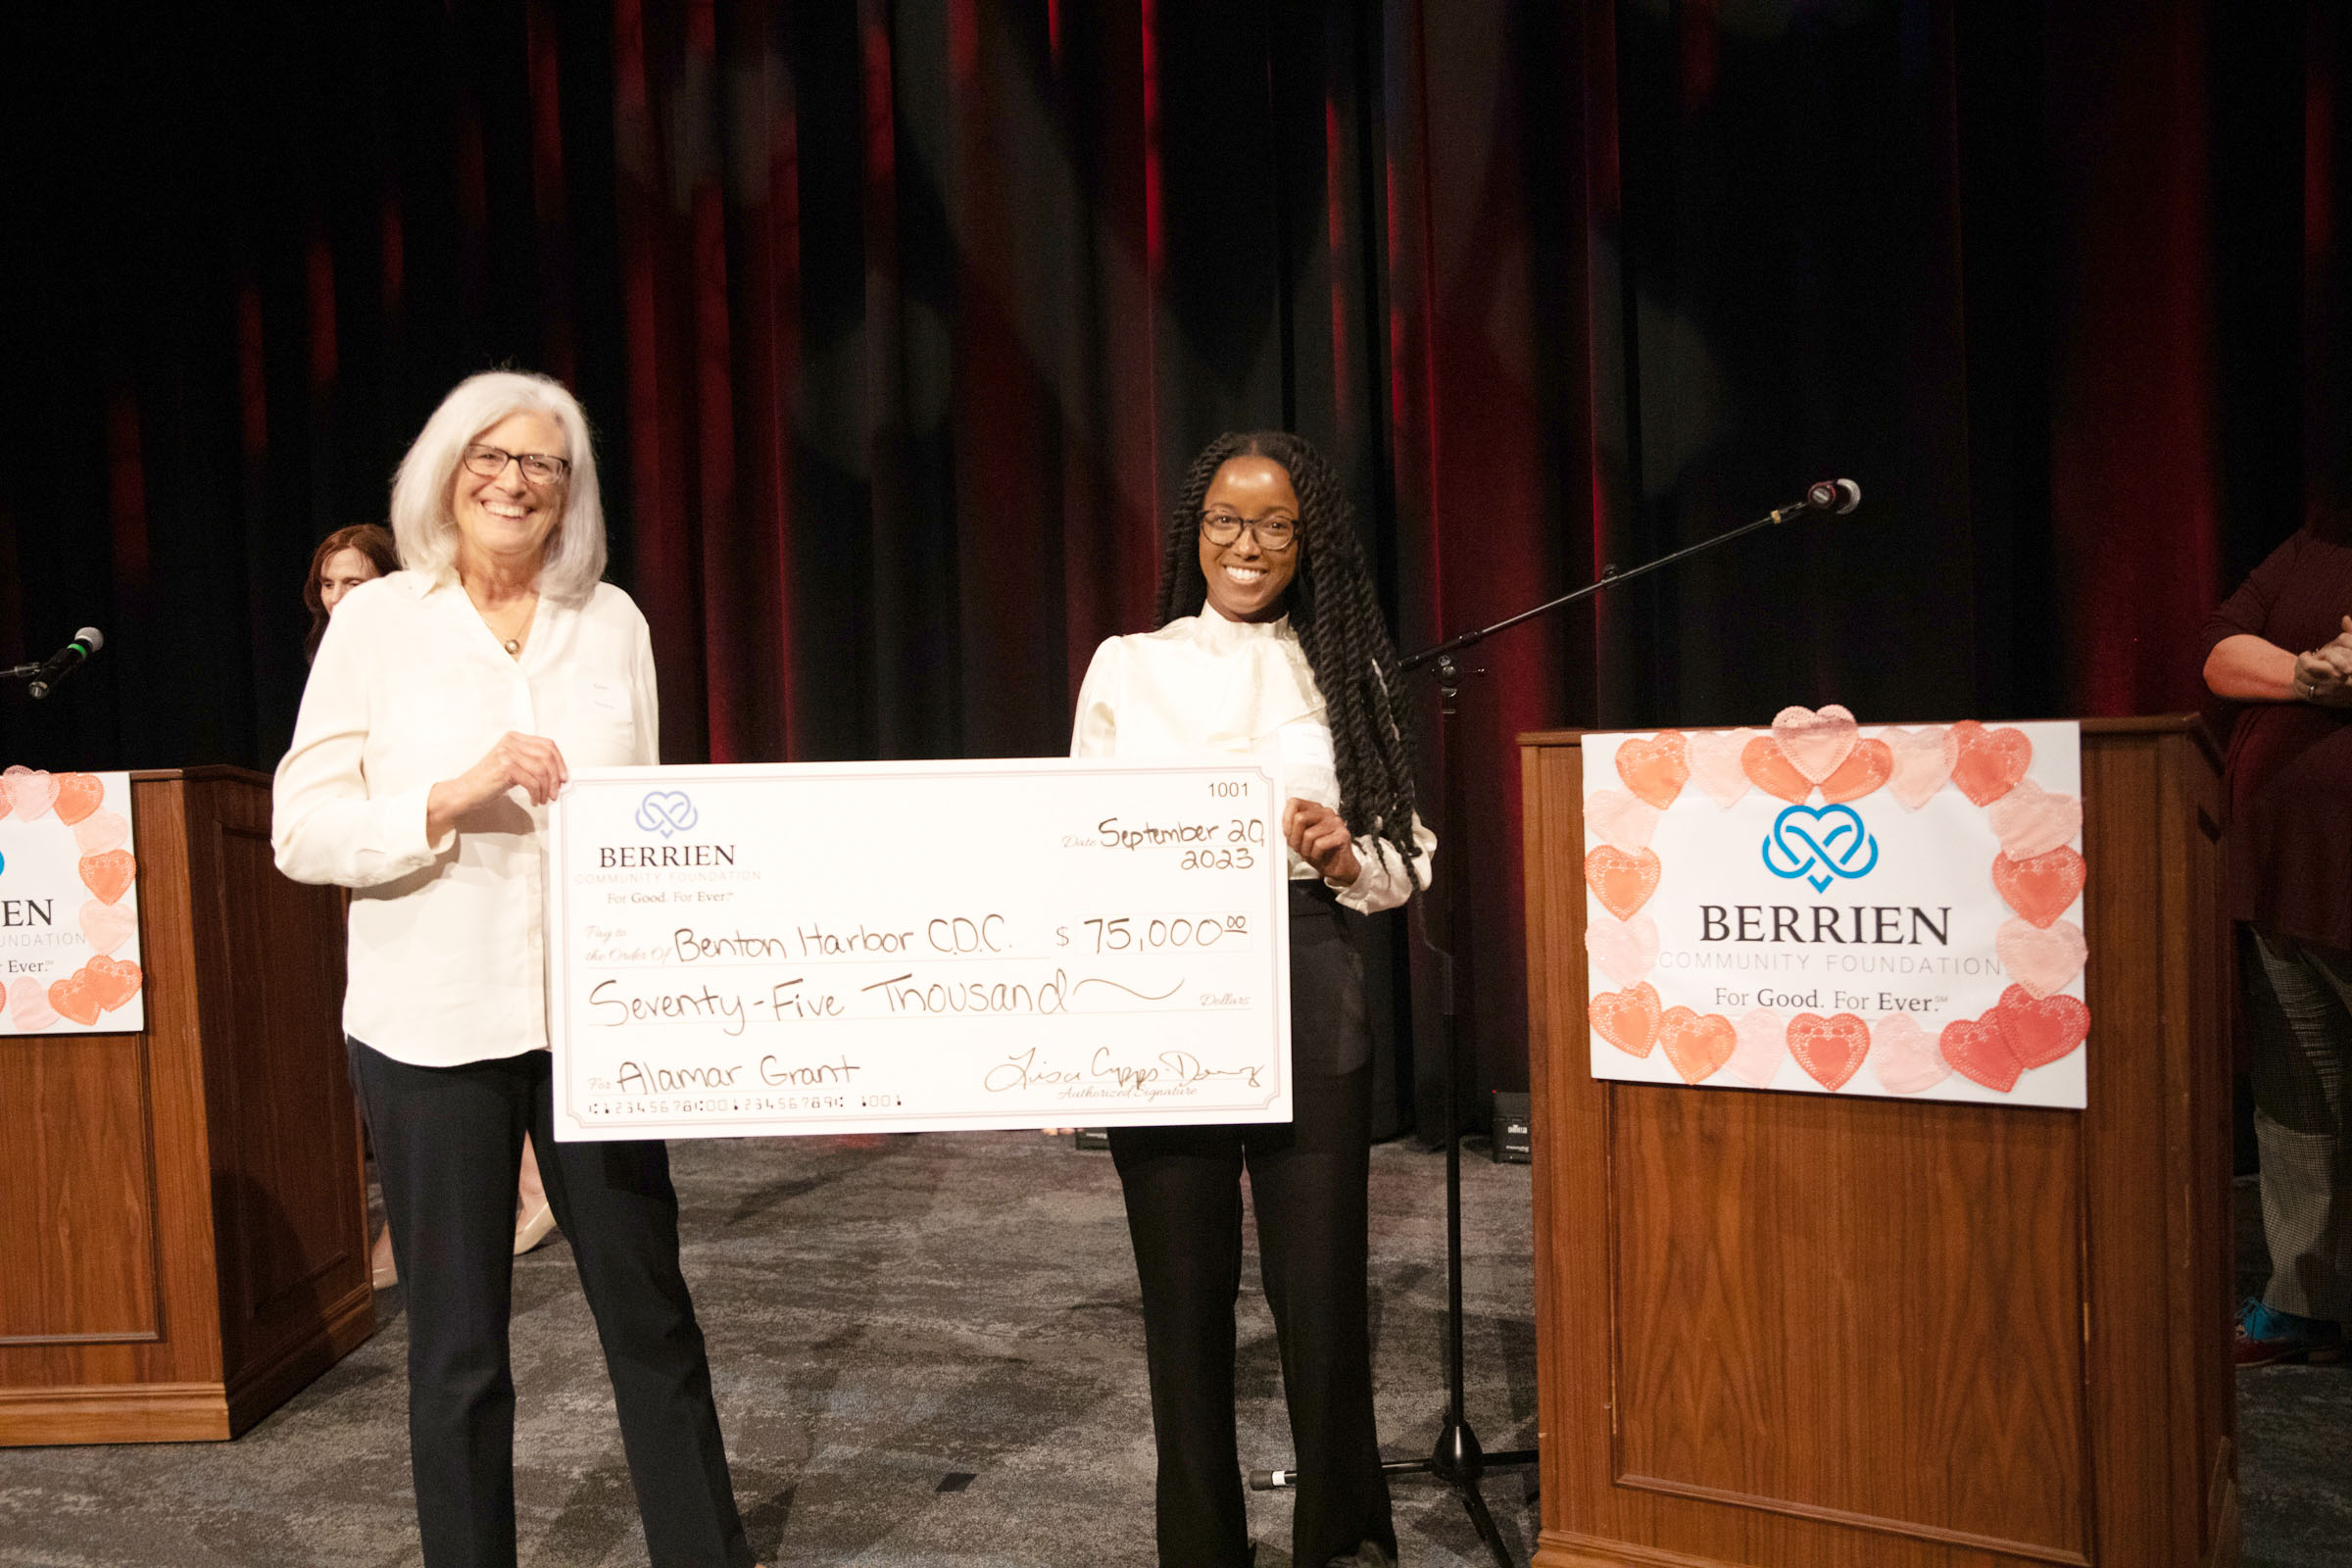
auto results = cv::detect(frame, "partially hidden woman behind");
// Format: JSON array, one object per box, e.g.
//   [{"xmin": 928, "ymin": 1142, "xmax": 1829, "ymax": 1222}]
[
  {"xmin": 274, "ymin": 370, "xmax": 762, "ymax": 1568},
  {"xmin": 2202, "ymin": 516, "xmax": 2352, "ymax": 1367},
  {"xmin": 303, "ymin": 522, "xmax": 399, "ymax": 662},
  {"xmin": 1071, "ymin": 431, "xmax": 1435, "ymax": 1568},
  {"xmin": 302, "ymin": 521, "xmax": 410, "ymax": 1292}
]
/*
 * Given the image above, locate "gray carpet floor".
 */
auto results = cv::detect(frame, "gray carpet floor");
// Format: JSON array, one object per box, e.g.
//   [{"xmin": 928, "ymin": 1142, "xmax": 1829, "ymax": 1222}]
[{"xmin": 0, "ymin": 1139, "xmax": 2341, "ymax": 1567}]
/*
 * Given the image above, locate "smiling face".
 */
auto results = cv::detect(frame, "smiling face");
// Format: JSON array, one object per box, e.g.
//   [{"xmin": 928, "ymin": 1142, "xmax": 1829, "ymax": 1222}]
[
  {"xmin": 1197, "ymin": 456, "xmax": 1300, "ymax": 623},
  {"xmin": 318, "ymin": 547, "xmax": 381, "ymax": 614},
  {"xmin": 449, "ymin": 410, "xmax": 567, "ymax": 575}
]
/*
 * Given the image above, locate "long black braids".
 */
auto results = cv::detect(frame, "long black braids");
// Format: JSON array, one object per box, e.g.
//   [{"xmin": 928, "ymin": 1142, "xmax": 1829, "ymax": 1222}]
[{"xmin": 1156, "ymin": 431, "xmax": 1426, "ymax": 889}]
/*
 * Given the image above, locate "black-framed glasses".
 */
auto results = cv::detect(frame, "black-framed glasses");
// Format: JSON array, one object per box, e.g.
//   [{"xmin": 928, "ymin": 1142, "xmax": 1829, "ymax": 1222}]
[
  {"xmin": 1200, "ymin": 510, "xmax": 1298, "ymax": 551},
  {"xmin": 462, "ymin": 444, "xmax": 571, "ymax": 486}
]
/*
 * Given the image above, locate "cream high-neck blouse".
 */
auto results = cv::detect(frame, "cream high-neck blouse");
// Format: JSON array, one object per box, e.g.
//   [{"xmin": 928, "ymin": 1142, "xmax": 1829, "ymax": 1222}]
[{"xmin": 1069, "ymin": 607, "xmax": 1434, "ymax": 914}]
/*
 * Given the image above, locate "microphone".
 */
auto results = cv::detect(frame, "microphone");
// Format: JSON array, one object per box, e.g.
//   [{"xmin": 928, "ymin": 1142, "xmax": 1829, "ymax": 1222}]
[
  {"xmin": 1805, "ymin": 478, "xmax": 1862, "ymax": 514},
  {"xmin": 27, "ymin": 627, "xmax": 102, "ymax": 700}
]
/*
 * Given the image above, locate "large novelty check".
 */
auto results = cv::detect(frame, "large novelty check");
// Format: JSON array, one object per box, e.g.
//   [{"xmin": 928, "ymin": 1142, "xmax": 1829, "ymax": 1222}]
[{"xmin": 546, "ymin": 760, "xmax": 1293, "ymax": 1140}]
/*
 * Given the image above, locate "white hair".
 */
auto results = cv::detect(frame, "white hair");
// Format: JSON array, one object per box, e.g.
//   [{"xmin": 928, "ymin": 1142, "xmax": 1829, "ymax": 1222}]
[{"xmin": 387, "ymin": 370, "xmax": 609, "ymax": 603}]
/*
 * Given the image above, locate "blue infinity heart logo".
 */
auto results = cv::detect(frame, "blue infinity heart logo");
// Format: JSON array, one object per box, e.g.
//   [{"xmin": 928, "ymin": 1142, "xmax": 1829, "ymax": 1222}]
[
  {"xmin": 634, "ymin": 791, "xmax": 699, "ymax": 838},
  {"xmin": 1761, "ymin": 804, "xmax": 1880, "ymax": 893}
]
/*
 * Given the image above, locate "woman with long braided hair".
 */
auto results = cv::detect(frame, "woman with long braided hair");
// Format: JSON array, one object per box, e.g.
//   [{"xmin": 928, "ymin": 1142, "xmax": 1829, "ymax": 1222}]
[{"xmin": 1071, "ymin": 430, "xmax": 1434, "ymax": 1568}]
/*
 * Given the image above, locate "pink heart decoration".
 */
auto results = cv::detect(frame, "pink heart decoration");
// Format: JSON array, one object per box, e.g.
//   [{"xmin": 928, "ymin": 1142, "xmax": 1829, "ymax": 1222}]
[
  {"xmin": 7, "ymin": 768, "xmax": 58, "ymax": 820},
  {"xmin": 86, "ymin": 956, "xmax": 142, "ymax": 1013},
  {"xmin": 1818, "ymin": 738, "xmax": 1892, "ymax": 805},
  {"xmin": 80, "ymin": 899, "xmax": 137, "ymax": 956},
  {"xmin": 1584, "ymin": 914, "xmax": 1660, "ymax": 990},
  {"xmin": 1788, "ymin": 1011, "xmax": 1871, "ymax": 1091},
  {"xmin": 11, "ymin": 980, "xmax": 58, "ymax": 1031},
  {"xmin": 1987, "ymin": 778, "xmax": 2082, "ymax": 861},
  {"xmin": 1990, "ymin": 984, "xmax": 2090, "ymax": 1070},
  {"xmin": 1657, "ymin": 1008, "xmax": 1738, "ymax": 1085},
  {"xmin": 1995, "ymin": 917, "xmax": 2086, "ymax": 1000},
  {"xmin": 1584, "ymin": 789, "xmax": 1662, "ymax": 854},
  {"xmin": 1685, "ymin": 729, "xmax": 1759, "ymax": 808},
  {"xmin": 52, "ymin": 774, "xmax": 103, "ymax": 826},
  {"xmin": 1727, "ymin": 1008, "xmax": 1787, "ymax": 1088},
  {"xmin": 1992, "ymin": 847, "xmax": 2086, "ymax": 929},
  {"xmin": 1949, "ymin": 721, "xmax": 2034, "ymax": 807},
  {"xmin": 1613, "ymin": 733, "xmax": 1690, "ymax": 809},
  {"xmin": 1771, "ymin": 705, "xmax": 1859, "ymax": 784},
  {"xmin": 1591, "ymin": 983, "xmax": 1663, "ymax": 1058},
  {"xmin": 1939, "ymin": 1015, "xmax": 2025, "ymax": 1093},
  {"xmin": 1740, "ymin": 735, "xmax": 1815, "ymax": 804},
  {"xmin": 1585, "ymin": 847, "xmax": 1663, "ymax": 921},
  {"xmin": 1872, "ymin": 1014, "xmax": 1951, "ymax": 1095},
  {"xmin": 1882, "ymin": 726, "xmax": 1956, "ymax": 810},
  {"xmin": 72, "ymin": 808, "xmax": 129, "ymax": 858}
]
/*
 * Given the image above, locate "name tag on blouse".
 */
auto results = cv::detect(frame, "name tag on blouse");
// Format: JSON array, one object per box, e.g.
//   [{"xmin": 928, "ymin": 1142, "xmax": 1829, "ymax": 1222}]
[{"xmin": 544, "ymin": 758, "xmax": 1294, "ymax": 1140}]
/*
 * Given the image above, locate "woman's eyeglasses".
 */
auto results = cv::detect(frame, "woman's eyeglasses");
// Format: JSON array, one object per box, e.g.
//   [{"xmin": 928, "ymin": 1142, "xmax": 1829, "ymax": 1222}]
[
  {"xmin": 462, "ymin": 444, "xmax": 571, "ymax": 486},
  {"xmin": 1200, "ymin": 511, "xmax": 1298, "ymax": 551}
]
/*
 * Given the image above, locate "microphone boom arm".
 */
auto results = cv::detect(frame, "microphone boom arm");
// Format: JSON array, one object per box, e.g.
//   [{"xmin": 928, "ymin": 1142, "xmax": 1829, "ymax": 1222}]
[{"xmin": 1398, "ymin": 489, "xmax": 1828, "ymax": 673}]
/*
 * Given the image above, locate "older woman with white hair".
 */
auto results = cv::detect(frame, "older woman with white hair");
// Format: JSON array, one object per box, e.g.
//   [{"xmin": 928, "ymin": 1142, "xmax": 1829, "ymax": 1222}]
[{"xmin": 275, "ymin": 370, "xmax": 761, "ymax": 1568}]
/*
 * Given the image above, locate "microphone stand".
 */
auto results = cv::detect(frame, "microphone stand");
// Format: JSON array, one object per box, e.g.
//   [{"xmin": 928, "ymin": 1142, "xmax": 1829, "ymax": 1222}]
[{"xmin": 1248, "ymin": 486, "xmax": 1839, "ymax": 1568}]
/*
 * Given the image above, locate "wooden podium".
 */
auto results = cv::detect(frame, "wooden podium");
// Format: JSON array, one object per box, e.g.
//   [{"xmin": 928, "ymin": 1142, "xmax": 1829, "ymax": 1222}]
[
  {"xmin": 0, "ymin": 767, "xmax": 373, "ymax": 1445},
  {"xmin": 1520, "ymin": 717, "xmax": 2236, "ymax": 1568}
]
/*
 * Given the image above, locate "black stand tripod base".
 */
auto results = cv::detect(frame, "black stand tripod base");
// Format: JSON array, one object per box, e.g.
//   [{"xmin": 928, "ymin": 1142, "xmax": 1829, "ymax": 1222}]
[{"xmin": 1249, "ymin": 1420, "xmax": 1540, "ymax": 1566}]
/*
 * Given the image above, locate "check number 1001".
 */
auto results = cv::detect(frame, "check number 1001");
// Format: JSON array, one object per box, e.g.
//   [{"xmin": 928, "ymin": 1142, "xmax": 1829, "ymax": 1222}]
[{"xmin": 1056, "ymin": 914, "xmax": 1251, "ymax": 954}]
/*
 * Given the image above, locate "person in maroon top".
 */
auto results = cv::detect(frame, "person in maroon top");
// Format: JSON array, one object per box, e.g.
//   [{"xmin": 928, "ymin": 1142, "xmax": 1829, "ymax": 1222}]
[{"xmin": 2202, "ymin": 520, "xmax": 2352, "ymax": 1364}]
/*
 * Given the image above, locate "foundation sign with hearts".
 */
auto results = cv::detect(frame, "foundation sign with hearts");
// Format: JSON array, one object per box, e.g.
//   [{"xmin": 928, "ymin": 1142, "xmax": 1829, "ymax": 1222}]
[
  {"xmin": 0, "ymin": 765, "xmax": 144, "ymax": 1036},
  {"xmin": 1582, "ymin": 709, "xmax": 2086, "ymax": 1108}
]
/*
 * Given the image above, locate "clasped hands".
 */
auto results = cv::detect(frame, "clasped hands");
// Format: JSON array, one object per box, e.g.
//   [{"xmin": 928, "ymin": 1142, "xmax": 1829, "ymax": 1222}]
[
  {"xmin": 2292, "ymin": 615, "xmax": 2352, "ymax": 707},
  {"xmin": 426, "ymin": 732, "xmax": 569, "ymax": 841}
]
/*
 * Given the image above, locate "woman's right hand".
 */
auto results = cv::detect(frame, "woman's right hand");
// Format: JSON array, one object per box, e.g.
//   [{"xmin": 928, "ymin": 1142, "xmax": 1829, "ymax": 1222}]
[
  {"xmin": 2293, "ymin": 616, "xmax": 2352, "ymax": 706},
  {"xmin": 426, "ymin": 732, "xmax": 569, "ymax": 840}
]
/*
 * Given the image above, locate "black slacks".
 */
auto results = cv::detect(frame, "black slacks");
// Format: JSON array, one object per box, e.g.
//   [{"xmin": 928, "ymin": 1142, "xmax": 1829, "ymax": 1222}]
[
  {"xmin": 1108, "ymin": 894, "xmax": 1396, "ymax": 1568},
  {"xmin": 350, "ymin": 1040, "xmax": 754, "ymax": 1568}
]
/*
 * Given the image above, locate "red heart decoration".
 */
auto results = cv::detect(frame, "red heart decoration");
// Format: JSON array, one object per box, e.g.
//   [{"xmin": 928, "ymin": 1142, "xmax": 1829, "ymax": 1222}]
[
  {"xmin": 1591, "ymin": 983, "xmax": 1663, "ymax": 1058},
  {"xmin": 52, "ymin": 772, "xmax": 104, "ymax": 827},
  {"xmin": 1990, "ymin": 983, "xmax": 2088, "ymax": 1070},
  {"xmin": 1740, "ymin": 734, "xmax": 1813, "ymax": 804},
  {"xmin": 0, "ymin": 979, "xmax": 8, "ymax": 1015},
  {"xmin": 1991, "ymin": 846, "xmax": 2085, "ymax": 929},
  {"xmin": 78, "ymin": 850, "xmax": 137, "ymax": 906},
  {"xmin": 1818, "ymin": 738, "xmax": 1892, "ymax": 805},
  {"xmin": 1787, "ymin": 1011, "xmax": 1871, "ymax": 1091},
  {"xmin": 1614, "ymin": 732, "xmax": 1690, "ymax": 809},
  {"xmin": 86, "ymin": 956, "xmax": 143, "ymax": 1014},
  {"xmin": 1584, "ymin": 847, "xmax": 1663, "ymax": 922},
  {"xmin": 1947, "ymin": 721, "xmax": 2034, "ymax": 807},
  {"xmin": 1657, "ymin": 1007, "xmax": 1737, "ymax": 1085},
  {"xmin": 1939, "ymin": 1015, "xmax": 2025, "ymax": 1092},
  {"xmin": 49, "ymin": 967, "xmax": 103, "ymax": 1027}
]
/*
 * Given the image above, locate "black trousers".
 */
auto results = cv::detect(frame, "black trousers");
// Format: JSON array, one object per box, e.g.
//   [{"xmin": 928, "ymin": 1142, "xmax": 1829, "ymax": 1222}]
[
  {"xmin": 1108, "ymin": 896, "xmax": 1396, "ymax": 1568},
  {"xmin": 350, "ymin": 1040, "xmax": 754, "ymax": 1568}
]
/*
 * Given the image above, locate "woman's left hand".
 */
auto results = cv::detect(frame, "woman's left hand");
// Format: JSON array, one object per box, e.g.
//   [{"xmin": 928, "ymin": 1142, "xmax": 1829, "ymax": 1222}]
[{"xmin": 1284, "ymin": 798, "xmax": 1361, "ymax": 886}]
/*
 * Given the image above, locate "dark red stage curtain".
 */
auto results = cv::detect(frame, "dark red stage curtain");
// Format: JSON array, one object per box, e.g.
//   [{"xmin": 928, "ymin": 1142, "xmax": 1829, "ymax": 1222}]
[{"xmin": 0, "ymin": 1, "xmax": 2335, "ymax": 1116}]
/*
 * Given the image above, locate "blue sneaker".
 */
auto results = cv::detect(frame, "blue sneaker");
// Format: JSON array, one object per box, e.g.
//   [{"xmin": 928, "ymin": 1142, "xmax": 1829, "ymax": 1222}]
[{"xmin": 2235, "ymin": 1298, "xmax": 2345, "ymax": 1367}]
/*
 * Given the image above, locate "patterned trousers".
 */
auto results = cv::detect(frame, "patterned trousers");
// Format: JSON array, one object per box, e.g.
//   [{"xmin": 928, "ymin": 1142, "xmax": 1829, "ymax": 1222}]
[{"xmin": 2244, "ymin": 926, "xmax": 2352, "ymax": 1323}]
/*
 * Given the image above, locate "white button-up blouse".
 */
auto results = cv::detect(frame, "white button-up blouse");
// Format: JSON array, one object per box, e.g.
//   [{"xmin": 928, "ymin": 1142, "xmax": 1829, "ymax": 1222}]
[
  {"xmin": 1069, "ymin": 607, "xmax": 1435, "ymax": 914},
  {"xmin": 272, "ymin": 570, "xmax": 659, "ymax": 1068}
]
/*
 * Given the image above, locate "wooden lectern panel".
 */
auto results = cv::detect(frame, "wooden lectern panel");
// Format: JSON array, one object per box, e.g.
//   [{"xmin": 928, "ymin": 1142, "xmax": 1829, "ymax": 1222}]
[
  {"xmin": 0, "ymin": 1035, "xmax": 161, "ymax": 1344},
  {"xmin": 1609, "ymin": 1091, "xmax": 2085, "ymax": 1557},
  {"xmin": 1522, "ymin": 718, "xmax": 2236, "ymax": 1568},
  {"xmin": 0, "ymin": 769, "xmax": 371, "ymax": 1445}
]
